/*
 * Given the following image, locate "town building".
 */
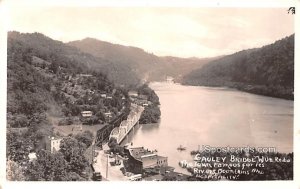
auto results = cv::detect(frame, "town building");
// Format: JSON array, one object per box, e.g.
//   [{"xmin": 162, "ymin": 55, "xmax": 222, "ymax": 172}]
[
  {"xmin": 104, "ymin": 112, "xmax": 112, "ymax": 118},
  {"xmin": 45, "ymin": 136, "xmax": 62, "ymax": 153},
  {"xmin": 28, "ymin": 152, "xmax": 37, "ymax": 161},
  {"xmin": 124, "ymin": 146, "xmax": 168, "ymax": 174},
  {"xmin": 128, "ymin": 90, "xmax": 138, "ymax": 97},
  {"xmin": 81, "ymin": 111, "xmax": 93, "ymax": 117},
  {"xmin": 77, "ymin": 74, "xmax": 93, "ymax": 77}
]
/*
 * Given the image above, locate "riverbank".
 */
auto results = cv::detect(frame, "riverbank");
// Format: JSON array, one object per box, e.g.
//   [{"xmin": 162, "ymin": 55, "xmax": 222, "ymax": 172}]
[
  {"xmin": 181, "ymin": 81, "xmax": 293, "ymax": 100},
  {"xmin": 136, "ymin": 84, "xmax": 161, "ymax": 124}
]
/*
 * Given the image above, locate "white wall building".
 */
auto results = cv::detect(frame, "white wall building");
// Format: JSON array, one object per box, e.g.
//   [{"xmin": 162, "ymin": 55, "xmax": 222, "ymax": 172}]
[{"xmin": 46, "ymin": 137, "xmax": 62, "ymax": 153}]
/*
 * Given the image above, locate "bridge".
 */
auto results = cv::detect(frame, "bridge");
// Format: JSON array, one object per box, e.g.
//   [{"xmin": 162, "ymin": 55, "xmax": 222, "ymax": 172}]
[{"xmin": 109, "ymin": 103, "xmax": 144, "ymax": 144}]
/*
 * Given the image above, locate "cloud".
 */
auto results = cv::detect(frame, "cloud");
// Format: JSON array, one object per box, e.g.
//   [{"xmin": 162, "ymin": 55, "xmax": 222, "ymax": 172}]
[{"xmin": 6, "ymin": 7, "xmax": 294, "ymax": 58}]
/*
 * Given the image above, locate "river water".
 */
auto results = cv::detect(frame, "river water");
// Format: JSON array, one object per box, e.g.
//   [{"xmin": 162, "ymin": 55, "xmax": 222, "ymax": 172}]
[{"xmin": 124, "ymin": 82, "xmax": 293, "ymax": 173}]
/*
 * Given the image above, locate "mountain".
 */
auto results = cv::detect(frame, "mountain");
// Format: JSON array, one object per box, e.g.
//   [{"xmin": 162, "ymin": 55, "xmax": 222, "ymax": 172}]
[
  {"xmin": 182, "ymin": 34, "xmax": 294, "ymax": 100},
  {"xmin": 68, "ymin": 38, "xmax": 158, "ymax": 75},
  {"xmin": 8, "ymin": 32, "xmax": 140, "ymax": 86},
  {"xmin": 7, "ymin": 31, "xmax": 136, "ymax": 174},
  {"xmin": 7, "ymin": 31, "xmax": 131, "ymax": 128},
  {"xmin": 7, "ymin": 31, "xmax": 164, "ymax": 180},
  {"xmin": 67, "ymin": 38, "xmax": 216, "ymax": 82},
  {"xmin": 152, "ymin": 56, "xmax": 221, "ymax": 82}
]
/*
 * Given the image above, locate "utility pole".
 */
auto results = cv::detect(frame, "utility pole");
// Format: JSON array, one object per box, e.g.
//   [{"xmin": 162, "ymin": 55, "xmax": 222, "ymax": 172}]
[
  {"xmin": 106, "ymin": 154, "xmax": 109, "ymax": 179},
  {"xmin": 91, "ymin": 144, "xmax": 93, "ymax": 163}
]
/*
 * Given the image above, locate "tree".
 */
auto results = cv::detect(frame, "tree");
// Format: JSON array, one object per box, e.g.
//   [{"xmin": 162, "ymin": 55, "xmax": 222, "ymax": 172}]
[
  {"xmin": 49, "ymin": 61, "xmax": 59, "ymax": 74},
  {"xmin": 139, "ymin": 105, "xmax": 161, "ymax": 124},
  {"xmin": 59, "ymin": 137, "xmax": 89, "ymax": 175},
  {"xmin": 6, "ymin": 160, "xmax": 26, "ymax": 181},
  {"xmin": 10, "ymin": 114, "xmax": 29, "ymax": 128},
  {"xmin": 6, "ymin": 130, "xmax": 32, "ymax": 164},
  {"xmin": 25, "ymin": 150, "xmax": 69, "ymax": 181},
  {"xmin": 108, "ymin": 137, "xmax": 124, "ymax": 154},
  {"xmin": 75, "ymin": 131, "xmax": 94, "ymax": 148},
  {"xmin": 95, "ymin": 111, "xmax": 106, "ymax": 122},
  {"xmin": 108, "ymin": 137, "xmax": 118, "ymax": 149}
]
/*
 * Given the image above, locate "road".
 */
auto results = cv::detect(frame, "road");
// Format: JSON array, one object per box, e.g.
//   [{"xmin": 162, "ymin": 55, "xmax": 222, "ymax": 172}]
[{"xmin": 93, "ymin": 143, "xmax": 128, "ymax": 181}]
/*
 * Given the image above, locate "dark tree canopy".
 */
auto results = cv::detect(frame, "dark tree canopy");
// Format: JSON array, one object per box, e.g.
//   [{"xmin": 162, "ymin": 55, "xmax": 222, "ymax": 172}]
[
  {"xmin": 183, "ymin": 34, "xmax": 294, "ymax": 100},
  {"xmin": 75, "ymin": 130, "xmax": 94, "ymax": 148}
]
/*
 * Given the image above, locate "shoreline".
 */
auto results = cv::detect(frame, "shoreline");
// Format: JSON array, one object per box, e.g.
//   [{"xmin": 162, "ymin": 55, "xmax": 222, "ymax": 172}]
[{"xmin": 180, "ymin": 82, "xmax": 293, "ymax": 101}]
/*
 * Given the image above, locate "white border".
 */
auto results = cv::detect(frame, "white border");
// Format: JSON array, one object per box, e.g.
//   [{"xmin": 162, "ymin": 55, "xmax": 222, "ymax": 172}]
[{"xmin": 0, "ymin": 0, "xmax": 299, "ymax": 189}]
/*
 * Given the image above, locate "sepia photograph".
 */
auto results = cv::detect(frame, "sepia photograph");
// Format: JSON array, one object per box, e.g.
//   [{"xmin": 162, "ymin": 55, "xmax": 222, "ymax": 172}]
[{"xmin": 0, "ymin": 0, "xmax": 298, "ymax": 186}]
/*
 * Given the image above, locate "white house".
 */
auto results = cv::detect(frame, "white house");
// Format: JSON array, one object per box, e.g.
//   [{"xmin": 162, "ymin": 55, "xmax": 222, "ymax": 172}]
[
  {"xmin": 104, "ymin": 112, "xmax": 112, "ymax": 118},
  {"xmin": 46, "ymin": 137, "xmax": 62, "ymax": 153},
  {"xmin": 81, "ymin": 111, "xmax": 93, "ymax": 117},
  {"xmin": 28, "ymin": 152, "xmax": 37, "ymax": 161}
]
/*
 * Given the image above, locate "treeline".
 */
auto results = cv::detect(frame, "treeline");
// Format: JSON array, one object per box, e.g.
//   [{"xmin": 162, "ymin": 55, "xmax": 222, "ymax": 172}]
[
  {"xmin": 138, "ymin": 84, "xmax": 161, "ymax": 124},
  {"xmin": 7, "ymin": 132, "xmax": 94, "ymax": 181},
  {"xmin": 183, "ymin": 34, "xmax": 294, "ymax": 100}
]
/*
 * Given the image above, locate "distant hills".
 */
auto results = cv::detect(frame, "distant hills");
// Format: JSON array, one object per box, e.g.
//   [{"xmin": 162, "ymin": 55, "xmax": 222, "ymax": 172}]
[
  {"xmin": 7, "ymin": 32, "xmax": 217, "ymax": 86},
  {"xmin": 68, "ymin": 38, "xmax": 216, "ymax": 82},
  {"xmin": 182, "ymin": 34, "xmax": 294, "ymax": 100},
  {"xmin": 8, "ymin": 31, "xmax": 295, "ymax": 100}
]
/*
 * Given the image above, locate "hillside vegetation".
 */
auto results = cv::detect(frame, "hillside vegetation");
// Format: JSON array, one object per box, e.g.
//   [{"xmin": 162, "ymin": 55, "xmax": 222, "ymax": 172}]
[
  {"xmin": 7, "ymin": 32, "xmax": 129, "ymax": 129},
  {"xmin": 7, "ymin": 31, "xmax": 163, "ymax": 181},
  {"xmin": 68, "ymin": 38, "xmax": 216, "ymax": 82},
  {"xmin": 8, "ymin": 32, "xmax": 140, "ymax": 87},
  {"xmin": 182, "ymin": 34, "xmax": 294, "ymax": 100},
  {"xmin": 7, "ymin": 32, "xmax": 134, "ymax": 180}
]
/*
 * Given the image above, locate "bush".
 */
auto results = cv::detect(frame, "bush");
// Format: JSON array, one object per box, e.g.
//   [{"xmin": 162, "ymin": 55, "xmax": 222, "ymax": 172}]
[
  {"xmin": 75, "ymin": 131, "xmax": 94, "ymax": 148},
  {"xmin": 10, "ymin": 114, "xmax": 29, "ymax": 128},
  {"xmin": 139, "ymin": 105, "xmax": 161, "ymax": 124}
]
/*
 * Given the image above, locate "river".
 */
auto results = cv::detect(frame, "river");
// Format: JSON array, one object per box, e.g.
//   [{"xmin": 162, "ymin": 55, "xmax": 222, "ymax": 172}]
[{"xmin": 123, "ymin": 82, "xmax": 293, "ymax": 174}]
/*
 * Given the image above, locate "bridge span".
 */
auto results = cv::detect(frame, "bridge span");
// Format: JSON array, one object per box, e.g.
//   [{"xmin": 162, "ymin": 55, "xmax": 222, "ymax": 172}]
[{"xmin": 109, "ymin": 103, "xmax": 144, "ymax": 144}]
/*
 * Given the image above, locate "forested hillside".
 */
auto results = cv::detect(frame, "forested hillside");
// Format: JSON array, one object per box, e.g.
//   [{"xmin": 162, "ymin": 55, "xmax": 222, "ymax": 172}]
[
  {"xmin": 68, "ymin": 38, "xmax": 216, "ymax": 82},
  {"xmin": 183, "ymin": 34, "xmax": 294, "ymax": 100},
  {"xmin": 7, "ymin": 32, "xmax": 129, "ymax": 129},
  {"xmin": 8, "ymin": 32, "xmax": 140, "ymax": 86},
  {"xmin": 7, "ymin": 32, "xmax": 132, "ymax": 180},
  {"xmin": 7, "ymin": 31, "xmax": 164, "ymax": 181}
]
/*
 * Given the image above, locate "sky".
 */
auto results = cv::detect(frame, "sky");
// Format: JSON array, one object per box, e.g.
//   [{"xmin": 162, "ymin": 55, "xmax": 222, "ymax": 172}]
[{"xmin": 4, "ymin": 5, "xmax": 295, "ymax": 58}]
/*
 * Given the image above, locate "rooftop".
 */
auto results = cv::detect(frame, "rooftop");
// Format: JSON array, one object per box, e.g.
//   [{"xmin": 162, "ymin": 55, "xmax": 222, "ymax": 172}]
[
  {"xmin": 127, "ymin": 146, "xmax": 161, "ymax": 161},
  {"xmin": 81, "ymin": 111, "xmax": 92, "ymax": 113},
  {"xmin": 28, "ymin": 152, "xmax": 37, "ymax": 161}
]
